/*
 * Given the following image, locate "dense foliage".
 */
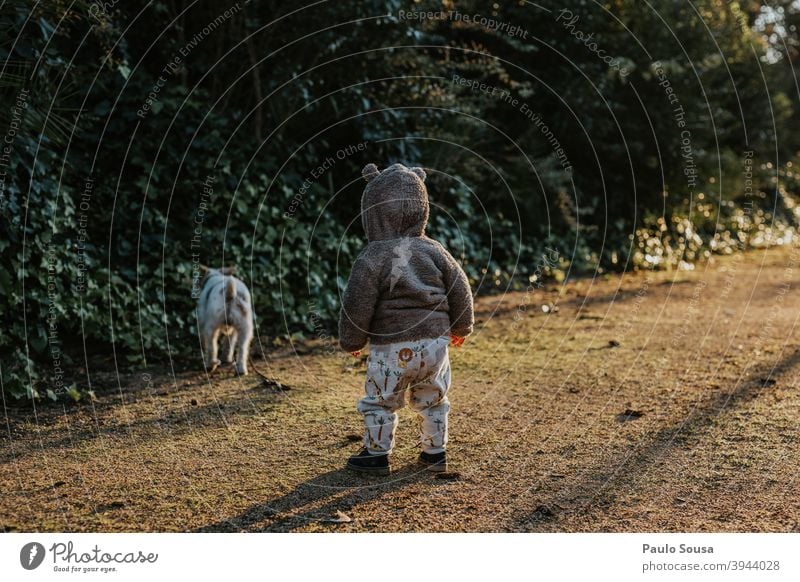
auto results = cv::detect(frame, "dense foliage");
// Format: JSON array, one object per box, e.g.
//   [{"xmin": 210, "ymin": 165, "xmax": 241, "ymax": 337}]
[{"xmin": 2, "ymin": 0, "xmax": 799, "ymax": 398}]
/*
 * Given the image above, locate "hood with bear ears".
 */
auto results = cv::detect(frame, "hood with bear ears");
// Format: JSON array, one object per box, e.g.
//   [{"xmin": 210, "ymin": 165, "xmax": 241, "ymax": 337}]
[{"xmin": 360, "ymin": 163, "xmax": 430, "ymax": 242}]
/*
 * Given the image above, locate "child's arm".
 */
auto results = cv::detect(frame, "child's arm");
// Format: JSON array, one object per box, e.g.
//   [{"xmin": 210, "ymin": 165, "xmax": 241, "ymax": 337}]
[
  {"xmin": 338, "ymin": 256, "xmax": 379, "ymax": 353},
  {"xmin": 440, "ymin": 249, "xmax": 474, "ymax": 339}
]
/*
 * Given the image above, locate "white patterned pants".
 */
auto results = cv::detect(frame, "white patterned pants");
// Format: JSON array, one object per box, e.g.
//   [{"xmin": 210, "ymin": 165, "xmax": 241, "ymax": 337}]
[{"xmin": 358, "ymin": 336, "xmax": 451, "ymax": 455}]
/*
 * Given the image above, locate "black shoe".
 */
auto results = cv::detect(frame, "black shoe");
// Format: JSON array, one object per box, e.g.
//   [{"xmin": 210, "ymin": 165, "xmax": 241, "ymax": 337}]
[
  {"xmin": 418, "ymin": 451, "xmax": 447, "ymax": 472},
  {"xmin": 346, "ymin": 448, "xmax": 390, "ymax": 475}
]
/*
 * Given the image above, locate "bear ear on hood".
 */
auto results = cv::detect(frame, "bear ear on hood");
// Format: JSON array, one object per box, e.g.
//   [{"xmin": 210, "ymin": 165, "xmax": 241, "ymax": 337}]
[
  {"xmin": 362, "ymin": 163, "xmax": 380, "ymax": 182},
  {"xmin": 410, "ymin": 167, "xmax": 427, "ymax": 182}
]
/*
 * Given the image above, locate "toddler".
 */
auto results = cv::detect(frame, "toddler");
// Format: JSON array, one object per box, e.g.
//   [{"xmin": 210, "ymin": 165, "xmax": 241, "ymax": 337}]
[{"xmin": 339, "ymin": 163, "xmax": 474, "ymax": 475}]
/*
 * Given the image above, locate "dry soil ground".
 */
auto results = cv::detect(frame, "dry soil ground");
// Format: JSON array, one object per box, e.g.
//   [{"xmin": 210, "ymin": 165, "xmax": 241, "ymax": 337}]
[{"xmin": 2, "ymin": 247, "xmax": 800, "ymax": 532}]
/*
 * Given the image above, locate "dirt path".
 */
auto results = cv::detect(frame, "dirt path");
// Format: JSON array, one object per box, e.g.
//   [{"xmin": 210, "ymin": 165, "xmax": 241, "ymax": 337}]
[{"xmin": 2, "ymin": 248, "xmax": 800, "ymax": 532}]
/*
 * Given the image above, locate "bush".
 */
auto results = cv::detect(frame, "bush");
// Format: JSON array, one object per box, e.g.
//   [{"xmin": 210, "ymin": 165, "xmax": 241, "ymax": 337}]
[{"xmin": 2, "ymin": 0, "xmax": 799, "ymax": 399}]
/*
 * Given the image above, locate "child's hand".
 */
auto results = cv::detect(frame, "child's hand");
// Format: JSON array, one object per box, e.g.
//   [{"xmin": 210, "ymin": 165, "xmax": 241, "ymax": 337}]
[
  {"xmin": 350, "ymin": 350, "xmax": 361, "ymax": 358},
  {"xmin": 450, "ymin": 334, "xmax": 465, "ymax": 348}
]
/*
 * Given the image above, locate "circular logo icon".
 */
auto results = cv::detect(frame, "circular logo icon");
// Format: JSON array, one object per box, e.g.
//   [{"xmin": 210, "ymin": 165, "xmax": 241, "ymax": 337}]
[{"xmin": 20, "ymin": 542, "xmax": 46, "ymax": 570}]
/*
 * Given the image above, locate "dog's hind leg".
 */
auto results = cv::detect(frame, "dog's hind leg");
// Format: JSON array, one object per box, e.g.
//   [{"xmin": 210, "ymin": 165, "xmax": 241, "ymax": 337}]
[
  {"xmin": 205, "ymin": 327, "xmax": 222, "ymax": 373},
  {"xmin": 222, "ymin": 332, "xmax": 237, "ymax": 364},
  {"xmin": 235, "ymin": 328, "xmax": 252, "ymax": 376}
]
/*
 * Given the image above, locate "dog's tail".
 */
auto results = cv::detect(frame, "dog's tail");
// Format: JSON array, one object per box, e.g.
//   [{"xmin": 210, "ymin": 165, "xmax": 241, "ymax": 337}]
[{"xmin": 225, "ymin": 278, "xmax": 236, "ymax": 301}]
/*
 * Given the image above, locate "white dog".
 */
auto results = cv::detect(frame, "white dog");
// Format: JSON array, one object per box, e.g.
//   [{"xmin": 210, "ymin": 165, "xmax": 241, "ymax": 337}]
[{"xmin": 196, "ymin": 266, "xmax": 254, "ymax": 375}]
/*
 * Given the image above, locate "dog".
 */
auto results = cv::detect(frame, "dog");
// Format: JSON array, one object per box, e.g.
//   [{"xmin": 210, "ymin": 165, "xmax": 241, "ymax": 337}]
[{"xmin": 196, "ymin": 266, "xmax": 254, "ymax": 375}]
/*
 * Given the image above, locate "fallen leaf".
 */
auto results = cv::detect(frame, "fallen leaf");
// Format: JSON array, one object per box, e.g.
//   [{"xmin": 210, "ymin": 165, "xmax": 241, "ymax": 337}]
[
  {"xmin": 434, "ymin": 472, "xmax": 461, "ymax": 480},
  {"xmin": 532, "ymin": 504, "xmax": 556, "ymax": 519},
  {"xmin": 616, "ymin": 408, "xmax": 644, "ymax": 422},
  {"xmin": 321, "ymin": 510, "xmax": 352, "ymax": 523},
  {"xmin": 97, "ymin": 501, "xmax": 126, "ymax": 512},
  {"xmin": 259, "ymin": 378, "xmax": 290, "ymax": 391}
]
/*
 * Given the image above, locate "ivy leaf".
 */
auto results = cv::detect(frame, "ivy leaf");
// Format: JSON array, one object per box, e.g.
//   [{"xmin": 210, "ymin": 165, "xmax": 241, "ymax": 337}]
[{"xmin": 65, "ymin": 384, "xmax": 81, "ymax": 402}]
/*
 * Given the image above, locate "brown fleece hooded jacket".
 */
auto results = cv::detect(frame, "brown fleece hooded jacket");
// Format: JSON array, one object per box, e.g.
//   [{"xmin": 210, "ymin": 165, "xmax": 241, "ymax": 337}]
[{"xmin": 338, "ymin": 163, "xmax": 474, "ymax": 352}]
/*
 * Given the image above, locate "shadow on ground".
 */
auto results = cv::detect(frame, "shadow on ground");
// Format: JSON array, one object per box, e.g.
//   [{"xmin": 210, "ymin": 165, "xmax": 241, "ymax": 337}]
[
  {"xmin": 514, "ymin": 347, "xmax": 800, "ymax": 530},
  {"xmin": 197, "ymin": 464, "xmax": 437, "ymax": 532},
  {"xmin": 0, "ymin": 381, "xmax": 288, "ymax": 464}
]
